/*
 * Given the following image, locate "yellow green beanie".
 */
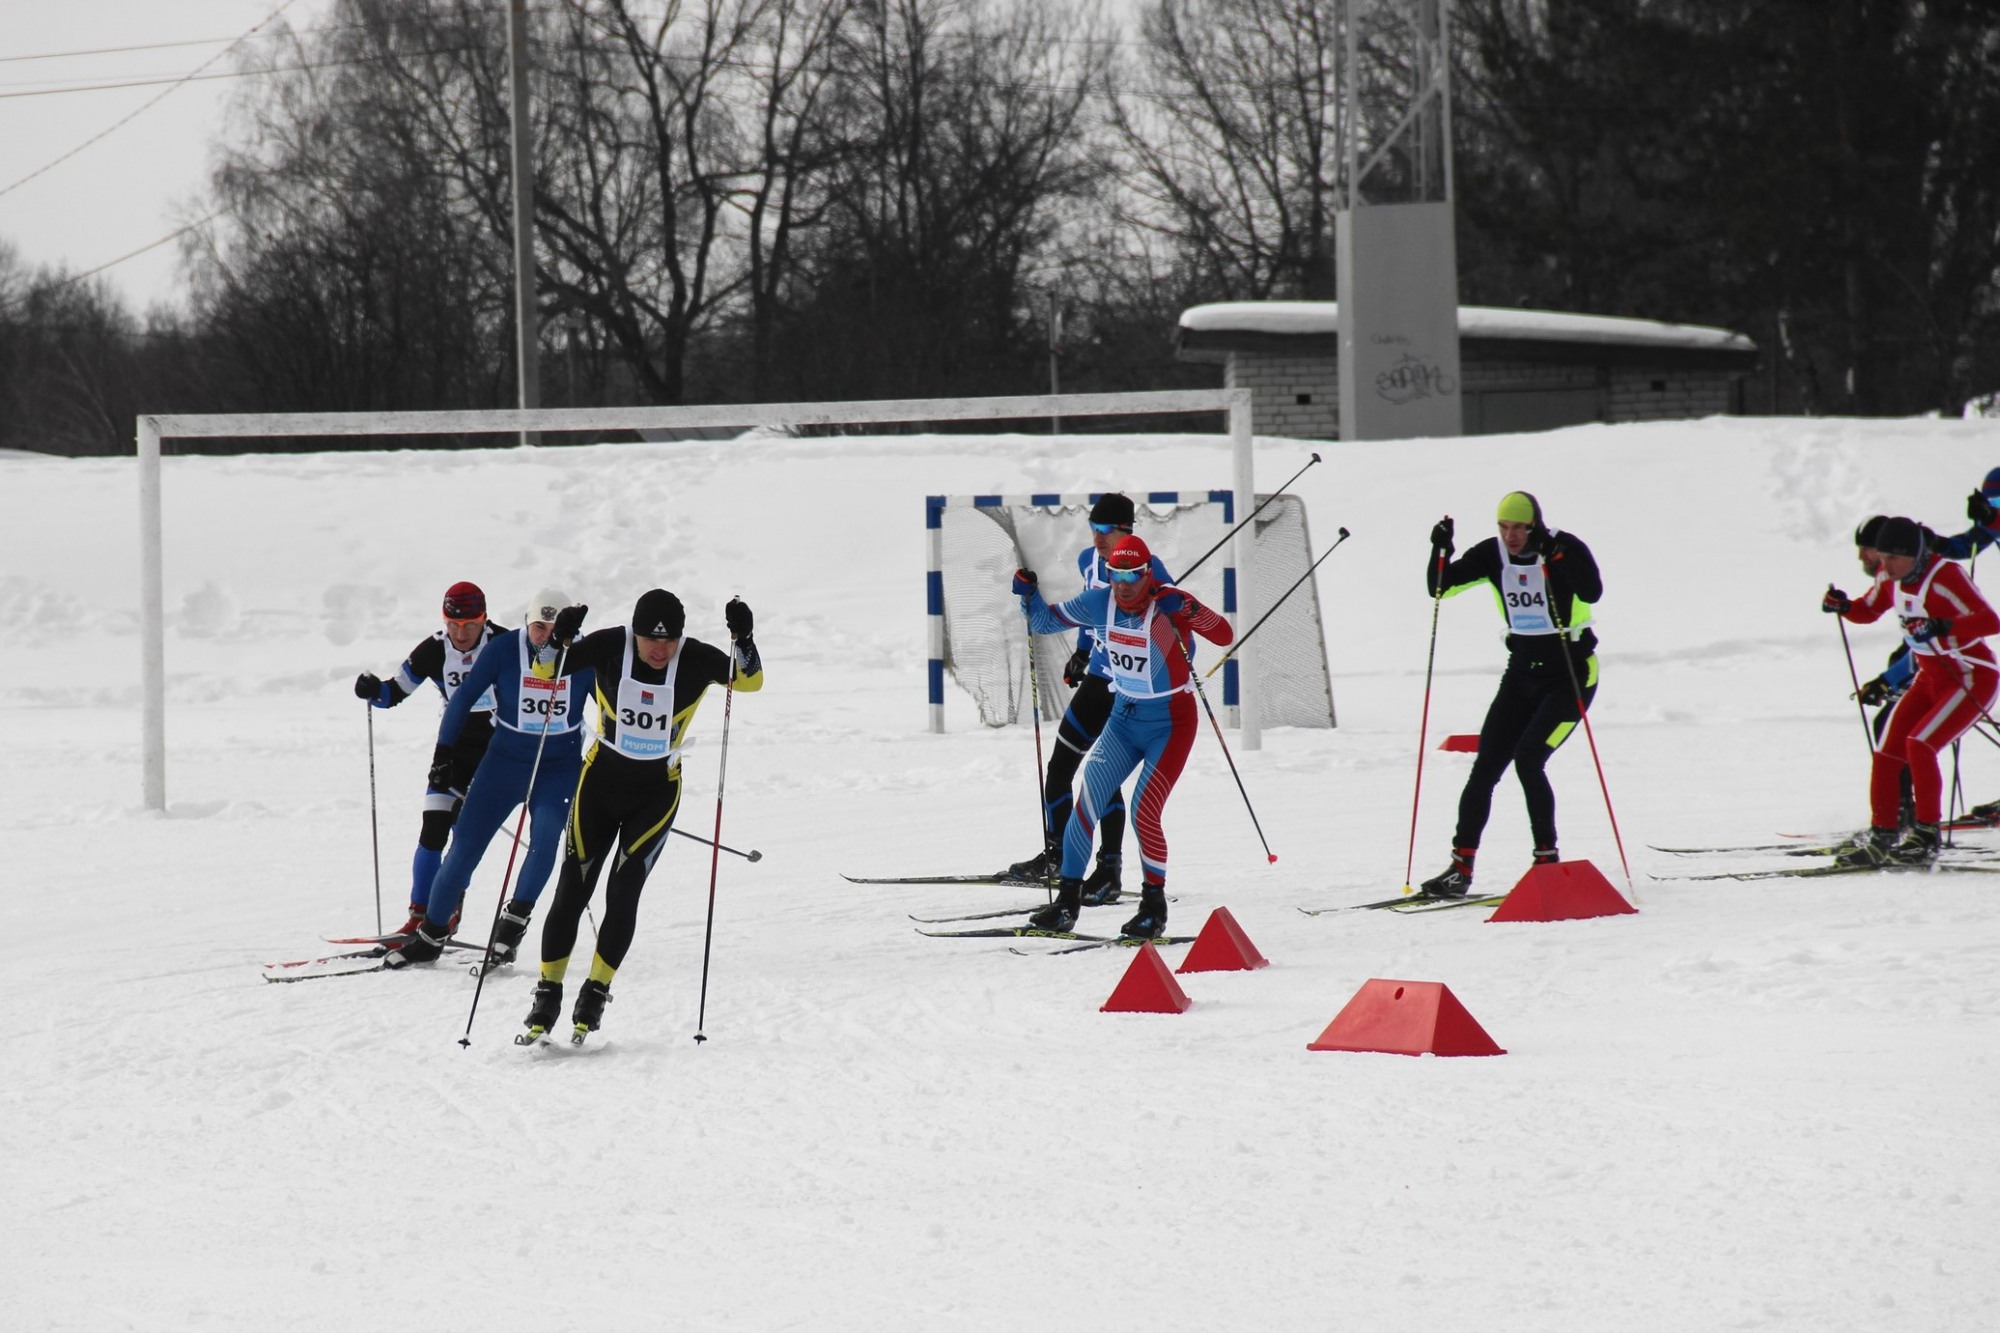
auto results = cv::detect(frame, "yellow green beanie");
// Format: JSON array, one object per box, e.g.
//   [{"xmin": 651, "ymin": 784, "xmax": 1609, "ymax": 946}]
[{"xmin": 1496, "ymin": 491, "xmax": 1537, "ymax": 524}]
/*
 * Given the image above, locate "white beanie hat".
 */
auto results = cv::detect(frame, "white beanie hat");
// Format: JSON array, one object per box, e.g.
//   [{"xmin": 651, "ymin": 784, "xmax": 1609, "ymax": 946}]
[{"xmin": 522, "ymin": 588, "xmax": 571, "ymax": 627}]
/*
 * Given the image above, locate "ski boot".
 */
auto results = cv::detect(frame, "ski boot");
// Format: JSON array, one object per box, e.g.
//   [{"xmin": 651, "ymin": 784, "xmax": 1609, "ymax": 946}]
[
  {"xmin": 1027, "ymin": 877, "xmax": 1083, "ymax": 933},
  {"xmin": 1004, "ymin": 848, "xmax": 1055, "ymax": 885},
  {"xmin": 571, "ymin": 980, "xmax": 613, "ymax": 1042},
  {"xmin": 487, "ymin": 900, "xmax": 533, "ymax": 965},
  {"xmin": 1887, "ymin": 822, "xmax": 1941, "ymax": 867},
  {"xmin": 1532, "ymin": 846, "xmax": 1560, "ymax": 866},
  {"xmin": 517, "ymin": 980, "xmax": 563, "ymax": 1045},
  {"xmin": 395, "ymin": 904, "xmax": 427, "ymax": 938},
  {"xmin": 1966, "ymin": 799, "xmax": 2000, "ymax": 828},
  {"xmin": 1419, "ymin": 849, "xmax": 1476, "ymax": 898},
  {"xmin": 1119, "ymin": 882, "xmax": 1169, "ymax": 939},
  {"xmin": 1833, "ymin": 827, "xmax": 1898, "ymax": 869},
  {"xmin": 383, "ymin": 918, "xmax": 452, "ymax": 968},
  {"xmin": 1080, "ymin": 857, "xmax": 1123, "ymax": 906}
]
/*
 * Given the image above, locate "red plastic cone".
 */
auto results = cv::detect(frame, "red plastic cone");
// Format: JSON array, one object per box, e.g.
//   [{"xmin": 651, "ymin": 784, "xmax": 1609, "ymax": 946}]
[
  {"xmin": 1178, "ymin": 907, "xmax": 1269, "ymax": 973},
  {"xmin": 1100, "ymin": 941, "xmax": 1192, "ymax": 1014},
  {"xmin": 1307, "ymin": 979, "xmax": 1504, "ymax": 1056},
  {"xmin": 1487, "ymin": 859, "xmax": 1636, "ymax": 923},
  {"xmin": 1438, "ymin": 733, "xmax": 1480, "ymax": 753}
]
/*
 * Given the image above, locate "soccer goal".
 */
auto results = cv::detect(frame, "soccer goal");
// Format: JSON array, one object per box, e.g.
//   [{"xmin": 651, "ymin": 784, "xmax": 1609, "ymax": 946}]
[
  {"xmin": 137, "ymin": 389, "xmax": 1266, "ymax": 809},
  {"xmin": 927, "ymin": 491, "xmax": 1336, "ymax": 733}
]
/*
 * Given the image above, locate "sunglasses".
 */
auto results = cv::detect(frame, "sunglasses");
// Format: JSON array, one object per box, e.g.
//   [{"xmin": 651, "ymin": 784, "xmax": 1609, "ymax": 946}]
[
  {"xmin": 1090, "ymin": 522, "xmax": 1133, "ymax": 535},
  {"xmin": 1106, "ymin": 565, "xmax": 1147, "ymax": 584},
  {"xmin": 445, "ymin": 615, "xmax": 486, "ymax": 628}
]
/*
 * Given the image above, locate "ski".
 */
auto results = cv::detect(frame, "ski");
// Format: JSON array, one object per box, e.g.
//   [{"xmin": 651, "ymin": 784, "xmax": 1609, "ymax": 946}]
[
  {"xmin": 844, "ymin": 871, "xmax": 1046, "ymax": 886},
  {"xmin": 323, "ymin": 931, "xmax": 414, "ymax": 945},
  {"xmin": 1650, "ymin": 842, "xmax": 1849, "ymax": 857},
  {"xmin": 1012, "ymin": 935, "xmax": 1195, "ymax": 955},
  {"xmin": 1662, "ymin": 860, "xmax": 2000, "ymax": 882},
  {"xmin": 1299, "ymin": 891, "xmax": 1457, "ymax": 915},
  {"xmin": 262, "ymin": 937, "xmax": 484, "ymax": 981},
  {"xmin": 918, "ymin": 925, "xmax": 1183, "ymax": 943},
  {"xmin": 908, "ymin": 904, "xmax": 1051, "ymax": 924},
  {"xmin": 1387, "ymin": 893, "xmax": 1510, "ymax": 914}
]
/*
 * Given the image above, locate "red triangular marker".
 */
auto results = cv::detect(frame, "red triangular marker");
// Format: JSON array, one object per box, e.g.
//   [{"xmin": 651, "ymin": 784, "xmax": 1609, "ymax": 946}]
[
  {"xmin": 1487, "ymin": 859, "xmax": 1636, "ymax": 923},
  {"xmin": 1307, "ymin": 979, "xmax": 1504, "ymax": 1056},
  {"xmin": 1177, "ymin": 907, "xmax": 1269, "ymax": 973},
  {"xmin": 1100, "ymin": 941, "xmax": 1192, "ymax": 1013}
]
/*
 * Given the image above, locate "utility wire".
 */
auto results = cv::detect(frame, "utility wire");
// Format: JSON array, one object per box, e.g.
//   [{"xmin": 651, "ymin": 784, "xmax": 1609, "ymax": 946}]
[{"xmin": 0, "ymin": 0, "xmax": 308, "ymax": 201}]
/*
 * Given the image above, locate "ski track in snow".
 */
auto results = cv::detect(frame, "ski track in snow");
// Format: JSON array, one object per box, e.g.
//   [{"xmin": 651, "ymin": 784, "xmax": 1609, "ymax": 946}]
[{"xmin": 5, "ymin": 420, "xmax": 2000, "ymax": 1330}]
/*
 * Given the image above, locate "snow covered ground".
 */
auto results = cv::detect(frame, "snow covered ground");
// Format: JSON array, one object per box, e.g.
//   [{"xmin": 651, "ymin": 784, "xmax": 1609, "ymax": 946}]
[{"xmin": 5, "ymin": 416, "xmax": 1999, "ymax": 1331}]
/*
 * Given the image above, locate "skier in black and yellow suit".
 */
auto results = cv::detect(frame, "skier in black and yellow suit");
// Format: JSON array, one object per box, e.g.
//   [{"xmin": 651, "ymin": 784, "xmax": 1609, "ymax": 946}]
[
  {"xmin": 1419, "ymin": 491, "xmax": 1602, "ymax": 899},
  {"xmin": 524, "ymin": 588, "xmax": 762, "ymax": 1040}
]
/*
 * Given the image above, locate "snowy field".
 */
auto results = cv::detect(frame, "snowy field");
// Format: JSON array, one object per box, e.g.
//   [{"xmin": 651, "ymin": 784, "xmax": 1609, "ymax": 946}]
[{"xmin": 5, "ymin": 416, "xmax": 1999, "ymax": 1331}]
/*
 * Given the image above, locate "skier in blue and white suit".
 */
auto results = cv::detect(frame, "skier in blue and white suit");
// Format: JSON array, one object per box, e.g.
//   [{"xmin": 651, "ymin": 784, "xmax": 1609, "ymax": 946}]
[
  {"xmin": 388, "ymin": 588, "xmax": 596, "ymax": 968},
  {"xmin": 1014, "ymin": 535, "xmax": 1233, "ymax": 940}
]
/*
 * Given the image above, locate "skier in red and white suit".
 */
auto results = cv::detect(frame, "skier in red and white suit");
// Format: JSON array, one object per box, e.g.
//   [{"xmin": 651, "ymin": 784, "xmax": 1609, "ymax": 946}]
[{"xmin": 1825, "ymin": 516, "xmax": 2000, "ymax": 866}]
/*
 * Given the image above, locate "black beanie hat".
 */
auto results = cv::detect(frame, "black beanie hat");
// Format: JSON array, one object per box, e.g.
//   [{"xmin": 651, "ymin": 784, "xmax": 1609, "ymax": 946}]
[
  {"xmin": 1088, "ymin": 493, "xmax": 1136, "ymax": 527},
  {"xmin": 1874, "ymin": 517, "xmax": 1926, "ymax": 560},
  {"xmin": 1854, "ymin": 515, "xmax": 1888, "ymax": 548},
  {"xmin": 631, "ymin": 588, "xmax": 685, "ymax": 639}
]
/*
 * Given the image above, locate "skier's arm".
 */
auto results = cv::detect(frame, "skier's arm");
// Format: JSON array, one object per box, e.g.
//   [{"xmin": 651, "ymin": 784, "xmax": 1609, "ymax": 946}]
[
  {"xmin": 1427, "ymin": 538, "xmax": 1501, "ymax": 599},
  {"xmin": 1543, "ymin": 531, "xmax": 1602, "ymax": 605},
  {"xmin": 436, "ymin": 634, "xmax": 508, "ymax": 748}
]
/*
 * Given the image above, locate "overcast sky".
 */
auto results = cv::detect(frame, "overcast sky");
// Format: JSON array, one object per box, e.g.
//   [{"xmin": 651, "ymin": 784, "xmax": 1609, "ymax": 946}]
[{"xmin": 0, "ymin": 0, "xmax": 333, "ymax": 314}]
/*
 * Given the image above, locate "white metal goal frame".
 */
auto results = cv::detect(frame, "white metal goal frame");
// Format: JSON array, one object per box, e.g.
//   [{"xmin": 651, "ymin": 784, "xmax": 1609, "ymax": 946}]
[{"xmin": 136, "ymin": 389, "xmax": 1258, "ymax": 810}]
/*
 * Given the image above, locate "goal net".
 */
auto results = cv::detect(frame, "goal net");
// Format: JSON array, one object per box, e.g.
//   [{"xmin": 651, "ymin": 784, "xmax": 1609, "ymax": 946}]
[{"xmin": 927, "ymin": 491, "xmax": 1336, "ymax": 731}]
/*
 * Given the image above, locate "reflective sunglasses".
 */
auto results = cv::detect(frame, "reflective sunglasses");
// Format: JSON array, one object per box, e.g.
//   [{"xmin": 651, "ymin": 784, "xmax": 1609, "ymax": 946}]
[
  {"xmin": 1106, "ymin": 564, "xmax": 1147, "ymax": 584},
  {"xmin": 1090, "ymin": 522, "xmax": 1133, "ymax": 535},
  {"xmin": 445, "ymin": 615, "xmax": 486, "ymax": 628}
]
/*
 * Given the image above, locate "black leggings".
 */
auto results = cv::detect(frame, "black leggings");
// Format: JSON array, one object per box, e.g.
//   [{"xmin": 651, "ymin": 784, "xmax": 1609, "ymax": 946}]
[
  {"xmin": 1455, "ymin": 655, "xmax": 1597, "ymax": 851},
  {"xmin": 539, "ymin": 750, "xmax": 680, "ymax": 975},
  {"xmin": 1043, "ymin": 676, "xmax": 1126, "ymax": 862}
]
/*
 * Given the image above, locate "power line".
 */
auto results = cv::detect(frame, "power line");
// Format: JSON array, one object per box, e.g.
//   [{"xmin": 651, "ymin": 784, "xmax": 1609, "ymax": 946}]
[{"xmin": 0, "ymin": 0, "xmax": 309, "ymax": 202}]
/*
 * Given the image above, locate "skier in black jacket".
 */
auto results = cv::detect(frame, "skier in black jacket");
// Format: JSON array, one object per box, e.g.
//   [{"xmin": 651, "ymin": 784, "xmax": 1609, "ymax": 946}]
[{"xmin": 1418, "ymin": 491, "xmax": 1602, "ymax": 897}]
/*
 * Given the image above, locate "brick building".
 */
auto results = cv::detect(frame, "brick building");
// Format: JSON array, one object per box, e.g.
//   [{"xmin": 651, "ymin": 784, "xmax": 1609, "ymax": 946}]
[{"xmin": 1176, "ymin": 302, "xmax": 1760, "ymax": 439}]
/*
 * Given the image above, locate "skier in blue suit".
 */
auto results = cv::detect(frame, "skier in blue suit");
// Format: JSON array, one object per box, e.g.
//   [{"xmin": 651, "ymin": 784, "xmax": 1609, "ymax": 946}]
[{"xmin": 388, "ymin": 588, "xmax": 595, "ymax": 968}]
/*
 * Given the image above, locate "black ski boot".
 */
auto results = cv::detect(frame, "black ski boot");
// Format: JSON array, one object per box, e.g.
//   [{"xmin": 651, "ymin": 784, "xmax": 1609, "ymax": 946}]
[
  {"xmin": 383, "ymin": 918, "xmax": 451, "ymax": 967},
  {"xmin": 1027, "ymin": 877, "xmax": 1083, "ymax": 932},
  {"xmin": 572, "ymin": 980, "xmax": 612, "ymax": 1035},
  {"xmin": 1833, "ymin": 826, "xmax": 1898, "ymax": 869},
  {"xmin": 487, "ymin": 900, "xmax": 533, "ymax": 964},
  {"xmin": 1888, "ymin": 822, "xmax": 1941, "ymax": 867},
  {"xmin": 1005, "ymin": 848, "xmax": 1055, "ymax": 884},
  {"xmin": 1119, "ymin": 883, "xmax": 1169, "ymax": 939},
  {"xmin": 1081, "ymin": 857, "xmax": 1123, "ymax": 906},
  {"xmin": 1419, "ymin": 849, "xmax": 1476, "ymax": 898},
  {"xmin": 1966, "ymin": 799, "xmax": 2000, "ymax": 827},
  {"xmin": 1532, "ymin": 846, "xmax": 1560, "ymax": 866},
  {"xmin": 518, "ymin": 980, "xmax": 563, "ymax": 1043}
]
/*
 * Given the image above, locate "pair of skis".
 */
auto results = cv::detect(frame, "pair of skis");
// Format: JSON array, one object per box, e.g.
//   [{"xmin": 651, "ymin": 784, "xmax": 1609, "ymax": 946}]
[
  {"xmin": 261, "ymin": 931, "xmax": 489, "ymax": 983},
  {"xmin": 1648, "ymin": 834, "xmax": 2000, "ymax": 881},
  {"xmin": 916, "ymin": 924, "xmax": 1193, "ymax": 955},
  {"xmin": 1297, "ymin": 889, "xmax": 1508, "ymax": 917}
]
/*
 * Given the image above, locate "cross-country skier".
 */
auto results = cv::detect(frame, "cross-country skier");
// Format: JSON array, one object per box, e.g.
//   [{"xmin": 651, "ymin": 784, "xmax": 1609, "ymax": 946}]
[
  {"xmin": 1012, "ymin": 535, "xmax": 1233, "ymax": 938},
  {"xmin": 1418, "ymin": 492, "xmax": 1603, "ymax": 898},
  {"xmin": 1824, "ymin": 516, "xmax": 2000, "ymax": 866},
  {"xmin": 1850, "ymin": 516, "xmax": 1917, "ymax": 833},
  {"xmin": 517, "ymin": 589, "xmax": 763, "ymax": 1042},
  {"xmin": 385, "ymin": 589, "xmax": 595, "ymax": 969},
  {"xmin": 352, "ymin": 581, "xmax": 505, "ymax": 934},
  {"xmin": 1005, "ymin": 492, "xmax": 1173, "ymax": 904}
]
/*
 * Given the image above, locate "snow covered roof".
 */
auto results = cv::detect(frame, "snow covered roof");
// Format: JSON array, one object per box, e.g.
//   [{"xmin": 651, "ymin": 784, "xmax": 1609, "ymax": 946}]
[{"xmin": 1180, "ymin": 301, "xmax": 1756, "ymax": 354}]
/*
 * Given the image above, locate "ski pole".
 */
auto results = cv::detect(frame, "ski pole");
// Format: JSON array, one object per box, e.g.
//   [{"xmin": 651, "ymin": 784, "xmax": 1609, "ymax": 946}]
[
  {"xmin": 365, "ymin": 703, "xmax": 382, "ymax": 935},
  {"xmin": 1174, "ymin": 630, "xmax": 1277, "ymax": 864},
  {"xmin": 693, "ymin": 662, "xmax": 739, "ymax": 1044},
  {"xmin": 1205, "ymin": 527, "xmax": 1350, "ymax": 678},
  {"xmin": 1947, "ymin": 739, "xmax": 1963, "ymax": 848},
  {"xmin": 1403, "ymin": 544, "xmax": 1447, "ymax": 895},
  {"xmin": 1176, "ymin": 453, "xmax": 1323, "ymax": 583},
  {"xmin": 1545, "ymin": 557, "xmax": 1635, "ymax": 900},
  {"xmin": 459, "ymin": 640, "xmax": 571, "ymax": 1049},
  {"xmin": 1019, "ymin": 589, "xmax": 1053, "ymax": 901},
  {"xmin": 1831, "ymin": 590, "xmax": 1874, "ymax": 753}
]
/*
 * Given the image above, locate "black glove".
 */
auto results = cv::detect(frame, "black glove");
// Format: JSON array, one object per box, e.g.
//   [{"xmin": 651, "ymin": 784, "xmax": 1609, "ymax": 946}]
[
  {"xmin": 1062, "ymin": 647, "xmax": 1091, "ymax": 686},
  {"xmin": 1545, "ymin": 531, "xmax": 1570, "ymax": 562},
  {"xmin": 1856, "ymin": 675, "xmax": 1890, "ymax": 707},
  {"xmin": 1823, "ymin": 587, "xmax": 1851, "ymax": 615},
  {"xmin": 1906, "ymin": 616, "xmax": 1953, "ymax": 644},
  {"xmin": 1971, "ymin": 492, "xmax": 1997, "ymax": 526},
  {"xmin": 1526, "ymin": 523, "xmax": 1553, "ymax": 556},
  {"xmin": 354, "ymin": 672, "xmax": 383, "ymax": 702},
  {"xmin": 1012, "ymin": 569, "xmax": 1038, "ymax": 596},
  {"xmin": 427, "ymin": 743, "xmax": 457, "ymax": 793},
  {"xmin": 552, "ymin": 604, "xmax": 587, "ymax": 648},
  {"xmin": 1429, "ymin": 516, "xmax": 1454, "ymax": 557},
  {"xmin": 725, "ymin": 597, "xmax": 753, "ymax": 641}
]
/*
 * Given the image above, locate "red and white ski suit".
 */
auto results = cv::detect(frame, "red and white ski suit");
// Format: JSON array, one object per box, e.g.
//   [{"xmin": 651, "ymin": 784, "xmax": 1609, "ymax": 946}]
[{"xmin": 1840, "ymin": 557, "xmax": 2000, "ymax": 827}]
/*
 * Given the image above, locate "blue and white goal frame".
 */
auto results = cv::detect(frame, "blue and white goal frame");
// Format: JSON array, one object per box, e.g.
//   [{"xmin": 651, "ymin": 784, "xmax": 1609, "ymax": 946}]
[{"xmin": 925, "ymin": 491, "xmax": 1238, "ymax": 733}]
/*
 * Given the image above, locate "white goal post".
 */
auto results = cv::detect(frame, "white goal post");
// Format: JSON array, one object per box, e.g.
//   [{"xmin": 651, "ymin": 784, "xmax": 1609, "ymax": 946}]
[{"xmin": 136, "ymin": 389, "xmax": 1260, "ymax": 810}]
